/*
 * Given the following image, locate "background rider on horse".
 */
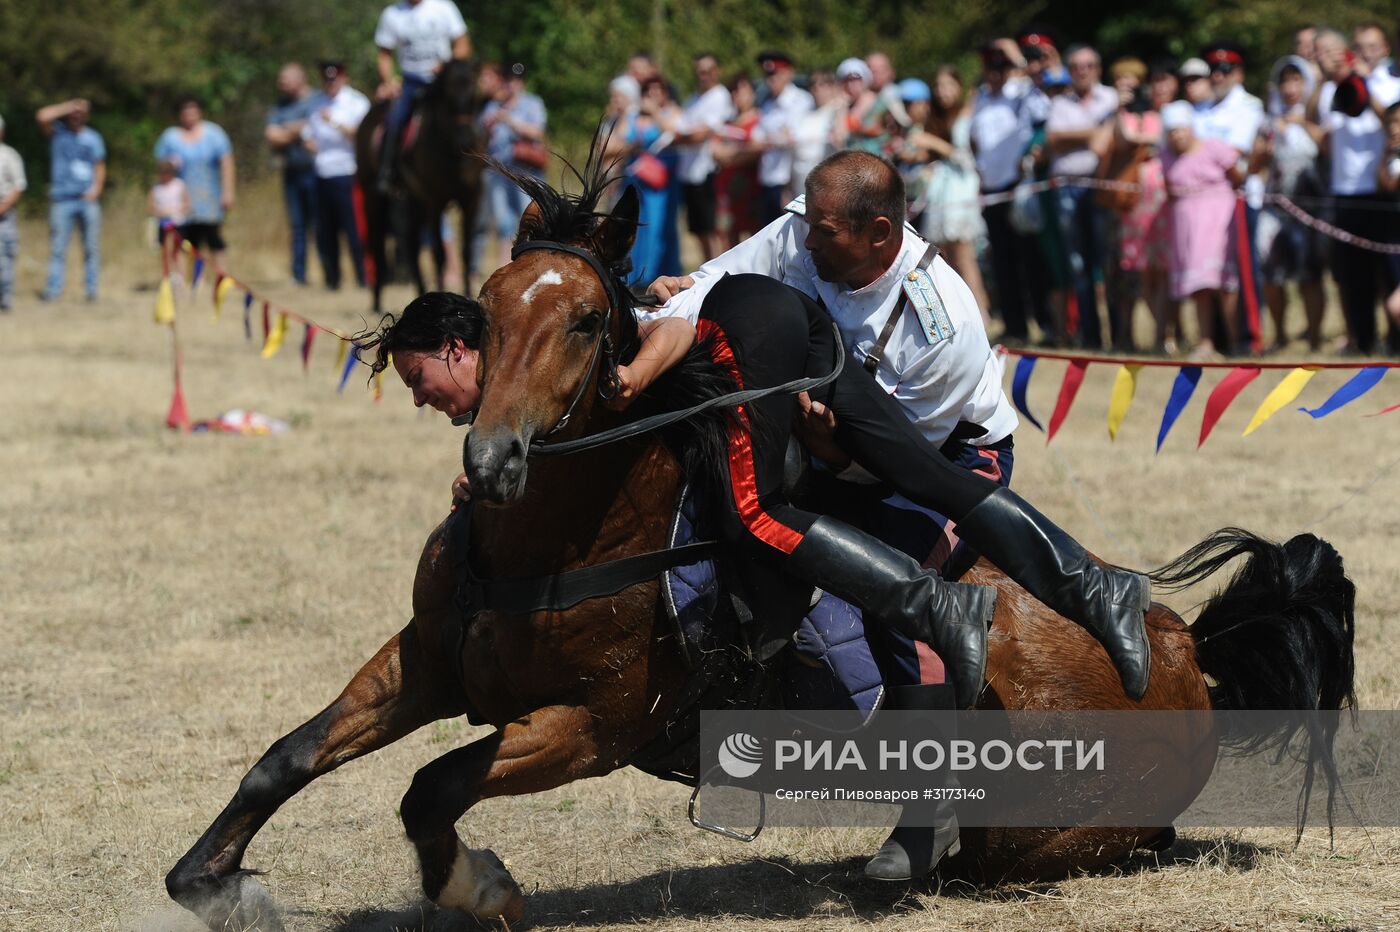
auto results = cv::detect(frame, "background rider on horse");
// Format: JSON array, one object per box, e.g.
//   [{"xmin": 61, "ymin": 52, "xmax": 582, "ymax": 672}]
[{"xmin": 374, "ymin": 0, "xmax": 472, "ymax": 193}]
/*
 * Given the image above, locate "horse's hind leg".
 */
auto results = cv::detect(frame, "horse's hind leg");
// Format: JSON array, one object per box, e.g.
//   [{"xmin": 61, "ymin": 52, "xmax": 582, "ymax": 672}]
[
  {"xmin": 400, "ymin": 703, "xmax": 617, "ymax": 923},
  {"xmin": 166, "ymin": 621, "xmax": 464, "ymax": 931}
]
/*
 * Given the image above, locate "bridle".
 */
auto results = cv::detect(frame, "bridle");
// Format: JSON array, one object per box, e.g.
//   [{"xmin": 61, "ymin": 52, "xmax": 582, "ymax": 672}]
[
  {"xmin": 508, "ymin": 239, "xmax": 627, "ymax": 439},
  {"xmin": 454, "ymin": 238, "xmax": 846, "ymax": 458}
]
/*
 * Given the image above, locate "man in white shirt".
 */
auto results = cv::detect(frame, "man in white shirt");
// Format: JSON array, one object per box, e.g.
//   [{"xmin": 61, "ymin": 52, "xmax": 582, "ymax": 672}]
[
  {"xmin": 970, "ymin": 42, "xmax": 1049, "ymax": 343},
  {"xmin": 1313, "ymin": 26, "xmax": 1400, "ymax": 352},
  {"xmin": 753, "ymin": 50, "xmax": 814, "ymax": 225},
  {"xmin": 674, "ymin": 53, "xmax": 733, "ymax": 262},
  {"xmin": 0, "ymin": 114, "xmax": 25, "ymax": 311},
  {"xmin": 643, "ymin": 150, "xmax": 1151, "ymax": 879},
  {"xmin": 374, "ymin": 0, "xmax": 470, "ymax": 192},
  {"xmin": 304, "ymin": 62, "xmax": 372, "ymax": 289},
  {"xmin": 1046, "ymin": 44, "xmax": 1119, "ymax": 348}
]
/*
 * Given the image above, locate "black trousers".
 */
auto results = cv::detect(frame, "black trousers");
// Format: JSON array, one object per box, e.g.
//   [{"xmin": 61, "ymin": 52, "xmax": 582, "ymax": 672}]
[
  {"xmin": 697, "ymin": 274, "xmax": 998, "ymax": 561},
  {"xmin": 982, "ymin": 196, "xmax": 1051, "ymax": 340},
  {"xmin": 315, "ymin": 175, "xmax": 366, "ymax": 289},
  {"xmin": 1332, "ymin": 195, "xmax": 1397, "ymax": 354}
]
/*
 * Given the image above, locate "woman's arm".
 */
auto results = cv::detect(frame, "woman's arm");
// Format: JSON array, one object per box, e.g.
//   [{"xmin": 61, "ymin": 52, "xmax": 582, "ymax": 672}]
[{"xmin": 606, "ymin": 317, "xmax": 697, "ymax": 410}]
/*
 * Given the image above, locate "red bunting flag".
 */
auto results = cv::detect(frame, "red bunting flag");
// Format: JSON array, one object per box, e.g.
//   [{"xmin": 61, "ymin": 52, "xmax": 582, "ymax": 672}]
[
  {"xmin": 301, "ymin": 325, "xmax": 316, "ymax": 371},
  {"xmin": 1046, "ymin": 359, "xmax": 1089, "ymax": 444},
  {"xmin": 1367, "ymin": 401, "xmax": 1400, "ymax": 417},
  {"xmin": 1198, "ymin": 366, "xmax": 1260, "ymax": 447},
  {"xmin": 262, "ymin": 301, "xmax": 271, "ymax": 340}
]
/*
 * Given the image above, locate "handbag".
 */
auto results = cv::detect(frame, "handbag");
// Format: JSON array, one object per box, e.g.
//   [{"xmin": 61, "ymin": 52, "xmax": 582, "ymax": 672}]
[
  {"xmin": 511, "ymin": 138, "xmax": 550, "ymax": 170},
  {"xmin": 1009, "ymin": 177, "xmax": 1043, "ymax": 235},
  {"xmin": 628, "ymin": 151, "xmax": 669, "ymax": 190}
]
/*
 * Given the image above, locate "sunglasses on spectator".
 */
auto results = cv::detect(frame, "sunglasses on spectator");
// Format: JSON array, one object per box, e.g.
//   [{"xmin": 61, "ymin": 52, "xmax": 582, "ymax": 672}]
[{"xmin": 1210, "ymin": 62, "xmax": 1235, "ymax": 74}]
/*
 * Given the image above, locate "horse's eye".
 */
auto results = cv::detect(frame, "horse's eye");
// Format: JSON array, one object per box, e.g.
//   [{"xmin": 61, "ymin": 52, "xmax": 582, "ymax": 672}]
[{"xmin": 571, "ymin": 312, "xmax": 602, "ymax": 336}]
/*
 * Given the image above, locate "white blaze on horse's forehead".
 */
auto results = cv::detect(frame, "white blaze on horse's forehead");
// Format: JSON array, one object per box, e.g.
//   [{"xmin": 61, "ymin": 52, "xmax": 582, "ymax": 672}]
[{"xmin": 520, "ymin": 269, "xmax": 565, "ymax": 305}]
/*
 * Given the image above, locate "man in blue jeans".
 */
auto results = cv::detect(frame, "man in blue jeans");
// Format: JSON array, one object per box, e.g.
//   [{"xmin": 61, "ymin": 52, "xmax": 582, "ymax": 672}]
[
  {"xmin": 265, "ymin": 63, "xmax": 319, "ymax": 285},
  {"xmin": 36, "ymin": 98, "xmax": 106, "ymax": 302}
]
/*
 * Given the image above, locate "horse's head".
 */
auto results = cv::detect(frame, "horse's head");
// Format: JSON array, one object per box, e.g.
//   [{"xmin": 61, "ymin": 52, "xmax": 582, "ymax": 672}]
[
  {"xmin": 467, "ymin": 183, "xmax": 640, "ymax": 505},
  {"xmin": 429, "ymin": 58, "xmax": 480, "ymax": 153}
]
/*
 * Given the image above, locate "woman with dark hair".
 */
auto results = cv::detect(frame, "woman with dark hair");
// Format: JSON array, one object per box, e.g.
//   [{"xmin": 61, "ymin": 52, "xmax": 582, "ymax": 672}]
[
  {"xmin": 155, "ymin": 96, "xmax": 235, "ymax": 278},
  {"xmin": 362, "ymin": 291, "xmax": 486, "ymax": 505},
  {"xmin": 713, "ymin": 73, "xmax": 763, "ymax": 246}
]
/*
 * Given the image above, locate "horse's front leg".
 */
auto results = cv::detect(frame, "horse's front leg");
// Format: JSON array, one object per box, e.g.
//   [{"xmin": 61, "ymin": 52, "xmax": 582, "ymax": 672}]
[
  {"xmin": 166, "ymin": 621, "xmax": 465, "ymax": 931},
  {"xmin": 401, "ymin": 703, "xmax": 618, "ymax": 924}
]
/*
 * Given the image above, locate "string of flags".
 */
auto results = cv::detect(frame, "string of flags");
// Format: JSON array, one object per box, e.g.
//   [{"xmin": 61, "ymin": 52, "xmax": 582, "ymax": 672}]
[
  {"xmin": 154, "ymin": 240, "xmax": 385, "ymax": 430},
  {"xmin": 1003, "ymin": 347, "xmax": 1400, "ymax": 450}
]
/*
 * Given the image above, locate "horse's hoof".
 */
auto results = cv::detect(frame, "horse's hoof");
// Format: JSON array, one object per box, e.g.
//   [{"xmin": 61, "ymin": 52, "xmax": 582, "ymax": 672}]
[
  {"xmin": 170, "ymin": 869, "xmax": 286, "ymax": 932},
  {"xmin": 437, "ymin": 841, "xmax": 525, "ymax": 923}
]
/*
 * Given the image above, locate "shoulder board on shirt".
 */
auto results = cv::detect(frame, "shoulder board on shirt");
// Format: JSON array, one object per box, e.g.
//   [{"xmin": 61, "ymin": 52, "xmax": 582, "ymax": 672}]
[
  {"xmin": 783, "ymin": 194, "xmax": 806, "ymax": 216},
  {"xmin": 903, "ymin": 265, "xmax": 955, "ymax": 345}
]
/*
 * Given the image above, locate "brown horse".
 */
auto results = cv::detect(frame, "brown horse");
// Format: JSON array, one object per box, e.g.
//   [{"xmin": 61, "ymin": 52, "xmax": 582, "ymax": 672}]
[
  {"xmin": 165, "ymin": 164, "xmax": 1355, "ymax": 930},
  {"xmin": 356, "ymin": 58, "xmax": 485, "ymax": 312}
]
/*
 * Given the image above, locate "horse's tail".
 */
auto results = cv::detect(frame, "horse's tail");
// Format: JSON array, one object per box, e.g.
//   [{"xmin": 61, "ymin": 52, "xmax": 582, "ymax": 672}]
[{"xmin": 1149, "ymin": 528, "xmax": 1356, "ymax": 837}]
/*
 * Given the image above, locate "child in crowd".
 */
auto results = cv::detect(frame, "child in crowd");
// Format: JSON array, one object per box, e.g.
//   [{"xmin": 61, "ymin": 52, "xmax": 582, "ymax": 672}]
[{"xmin": 148, "ymin": 158, "xmax": 189, "ymax": 275}]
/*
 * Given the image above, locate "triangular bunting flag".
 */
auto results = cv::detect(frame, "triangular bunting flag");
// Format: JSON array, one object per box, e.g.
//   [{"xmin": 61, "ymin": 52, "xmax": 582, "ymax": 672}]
[
  {"xmin": 373, "ymin": 362, "xmax": 385, "ymax": 403},
  {"xmin": 261, "ymin": 312, "xmax": 288, "ymax": 358},
  {"xmin": 1046, "ymin": 359, "xmax": 1089, "ymax": 444},
  {"xmin": 1198, "ymin": 366, "xmax": 1260, "ymax": 447},
  {"xmin": 1301, "ymin": 366, "xmax": 1387, "ymax": 418},
  {"xmin": 1010, "ymin": 356, "xmax": 1044, "ymax": 432},
  {"xmin": 1156, "ymin": 366, "xmax": 1202, "ymax": 452},
  {"xmin": 154, "ymin": 277, "xmax": 176, "ymax": 325},
  {"xmin": 213, "ymin": 275, "xmax": 234, "ymax": 320},
  {"xmin": 1243, "ymin": 367, "xmax": 1319, "ymax": 436},
  {"xmin": 1367, "ymin": 401, "xmax": 1400, "ymax": 417},
  {"xmin": 1106, "ymin": 364, "xmax": 1142, "ymax": 440},
  {"xmin": 165, "ymin": 382, "xmax": 190, "ymax": 430},
  {"xmin": 242, "ymin": 291, "xmax": 254, "ymax": 341},
  {"xmin": 191, "ymin": 256, "xmax": 204, "ymax": 291},
  {"xmin": 338, "ymin": 343, "xmax": 360, "ymax": 392},
  {"xmin": 262, "ymin": 301, "xmax": 271, "ymax": 340},
  {"xmin": 334, "ymin": 338, "xmax": 349, "ymax": 373},
  {"xmin": 301, "ymin": 325, "xmax": 316, "ymax": 371}
]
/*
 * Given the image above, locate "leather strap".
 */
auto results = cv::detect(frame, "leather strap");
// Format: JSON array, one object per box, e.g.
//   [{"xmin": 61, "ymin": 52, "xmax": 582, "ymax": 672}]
[
  {"xmin": 467, "ymin": 540, "xmax": 721, "ymax": 615},
  {"xmin": 863, "ymin": 241, "xmax": 939, "ymax": 376}
]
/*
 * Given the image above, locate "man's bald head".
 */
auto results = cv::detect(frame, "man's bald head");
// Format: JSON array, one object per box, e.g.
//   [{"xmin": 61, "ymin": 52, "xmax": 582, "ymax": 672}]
[{"xmin": 805, "ymin": 150, "xmax": 906, "ymax": 232}]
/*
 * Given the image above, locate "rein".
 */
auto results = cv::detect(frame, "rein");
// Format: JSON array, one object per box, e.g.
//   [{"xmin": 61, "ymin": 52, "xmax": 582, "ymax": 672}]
[{"xmin": 453, "ymin": 239, "xmax": 847, "ymax": 457}]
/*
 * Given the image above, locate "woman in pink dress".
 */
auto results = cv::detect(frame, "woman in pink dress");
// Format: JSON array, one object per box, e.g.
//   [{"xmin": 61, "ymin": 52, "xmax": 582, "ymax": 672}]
[
  {"xmin": 1117, "ymin": 63, "xmax": 1178, "ymax": 353},
  {"xmin": 1160, "ymin": 101, "xmax": 1245, "ymax": 358}
]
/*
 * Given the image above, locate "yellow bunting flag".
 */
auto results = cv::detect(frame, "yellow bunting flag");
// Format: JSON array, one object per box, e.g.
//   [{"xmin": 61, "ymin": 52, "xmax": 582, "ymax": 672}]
[
  {"xmin": 261, "ymin": 312, "xmax": 289, "ymax": 358},
  {"xmin": 1106, "ymin": 364, "xmax": 1142, "ymax": 440},
  {"xmin": 334, "ymin": 338, "xmax": 349, "ymax": 372},
  {"xmin": 213, "ymin": 275, "xmax": 234, "ymax": 320},
  {"xmin": 154, "ymin": 277, "xmax": 176, "ymax": 324},
  {"xmin": 1242, "ymin": 367, "xmax": 1319, "ymax": 436}
]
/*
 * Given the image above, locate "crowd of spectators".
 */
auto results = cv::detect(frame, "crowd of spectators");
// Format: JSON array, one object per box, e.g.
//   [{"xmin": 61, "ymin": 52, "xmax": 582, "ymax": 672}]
[{"xmin": 600, "ymin": 24, "xmax": 1400, "ymax": 359}]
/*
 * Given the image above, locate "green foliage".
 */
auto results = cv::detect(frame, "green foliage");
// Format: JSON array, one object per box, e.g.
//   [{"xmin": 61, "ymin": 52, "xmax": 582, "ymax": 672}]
[{"xmin": 0, "ymin": 0, "xmax": 1394, "ymax": 198}]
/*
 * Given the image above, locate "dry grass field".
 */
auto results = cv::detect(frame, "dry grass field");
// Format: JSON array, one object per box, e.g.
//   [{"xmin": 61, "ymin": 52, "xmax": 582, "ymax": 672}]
[{"xmin": 3, "ymin": 192, "xmax": 1400, "ymax": 931}]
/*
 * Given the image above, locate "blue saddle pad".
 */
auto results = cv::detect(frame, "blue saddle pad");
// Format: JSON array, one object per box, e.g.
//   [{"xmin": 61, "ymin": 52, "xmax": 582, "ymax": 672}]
[{"xmin": 661, "ymin": 486, "xmax": 885, "ymax": 719}]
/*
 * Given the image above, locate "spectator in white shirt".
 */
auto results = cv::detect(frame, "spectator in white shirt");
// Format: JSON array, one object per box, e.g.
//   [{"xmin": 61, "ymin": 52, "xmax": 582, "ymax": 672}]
[
  {"xmin": 304, "ymin": 62, "xmax": 371, "ymax": 289},
  {"xmin": 0, "ymin": 114, "xmax": 24, "ymax": 312},
  {"xmin": 970, "ymin": 42, "xmax": 1050, "ymax": 343},
  {"xmin": 753, "ymin": 50, "xmax": 814, "ymax": 224},
  {"xmin": 675, "ymin": 54, "xmax": 734, "ymax": 262},
  {"xmin": 1046, "ymin": 43, "xmax": 1118, "ymax": 348},
  {"xmin": 1312, "ymin": 26, "xmax": 1400, "ymax": 353}
]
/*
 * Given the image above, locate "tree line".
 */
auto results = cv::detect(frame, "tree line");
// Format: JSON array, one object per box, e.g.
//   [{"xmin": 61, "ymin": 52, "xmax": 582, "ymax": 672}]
[{"xmin": 0, "ymin": 0, "xmax": 1391, "ymax": 201}]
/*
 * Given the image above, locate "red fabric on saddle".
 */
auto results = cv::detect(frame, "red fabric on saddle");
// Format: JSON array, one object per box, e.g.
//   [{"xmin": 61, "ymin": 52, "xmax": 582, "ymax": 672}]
[{"xmin": 695, "ymin": 318, "xmax": 806, "ymax": 556}]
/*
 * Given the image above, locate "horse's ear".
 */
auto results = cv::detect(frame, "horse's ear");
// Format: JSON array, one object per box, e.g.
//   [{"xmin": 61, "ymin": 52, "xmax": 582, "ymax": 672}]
[
  {"xmin": 593, "ymin": 186, "xmax": 639, "ymax": 266},
  {"xmin": 519, "ymin": 199, "xmax": 543, "ymax": 236}
]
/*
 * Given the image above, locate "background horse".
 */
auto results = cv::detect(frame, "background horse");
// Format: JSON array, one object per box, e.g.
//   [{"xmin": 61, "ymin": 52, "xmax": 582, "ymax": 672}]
[
  {"xmin": 166, "ymin": 164, "xmax": 1355, "ymax": 930},
  {"xmin": 356, "ymin": 59, "xmax": 485, "ymax": 311}
]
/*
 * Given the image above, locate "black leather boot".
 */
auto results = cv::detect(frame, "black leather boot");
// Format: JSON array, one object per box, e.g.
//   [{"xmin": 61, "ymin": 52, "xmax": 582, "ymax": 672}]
[
  {"xmin": 865, "ymin": 684, "xmax": 961, "ymax": 881},
  {"xmin": 786, "ymin": 518, "xmax": 996, "ymax": 708},
  {"xmin": 377, "ymin": 121, "xmax": 403, "ymax": 195},
  {"xmin": 955, "ymin": 487, "xmax": 1152, "ymax": 700}
]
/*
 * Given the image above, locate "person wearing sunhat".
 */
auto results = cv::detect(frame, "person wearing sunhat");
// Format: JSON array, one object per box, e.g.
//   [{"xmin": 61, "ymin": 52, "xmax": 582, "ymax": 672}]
[
  {"xmin": 838, "ymin": 57, "xmax": 886, "ymax": 156},
  {"xmin": 303, "ymin": 61, "xmax": 371, "ymax": 290},
  {"xmin": 754, "ymin": 50, "xmax": 814, "ymax": 223},
  {"xmin": 1179, "ymin": 57, "xmax": 1212, "ymax": 106}
]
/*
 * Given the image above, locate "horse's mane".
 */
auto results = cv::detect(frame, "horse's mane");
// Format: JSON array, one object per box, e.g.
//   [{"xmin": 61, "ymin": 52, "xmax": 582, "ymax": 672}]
[{"xmin": 488, "ymin": 140, "xmax": 747, "ymax": 498}]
